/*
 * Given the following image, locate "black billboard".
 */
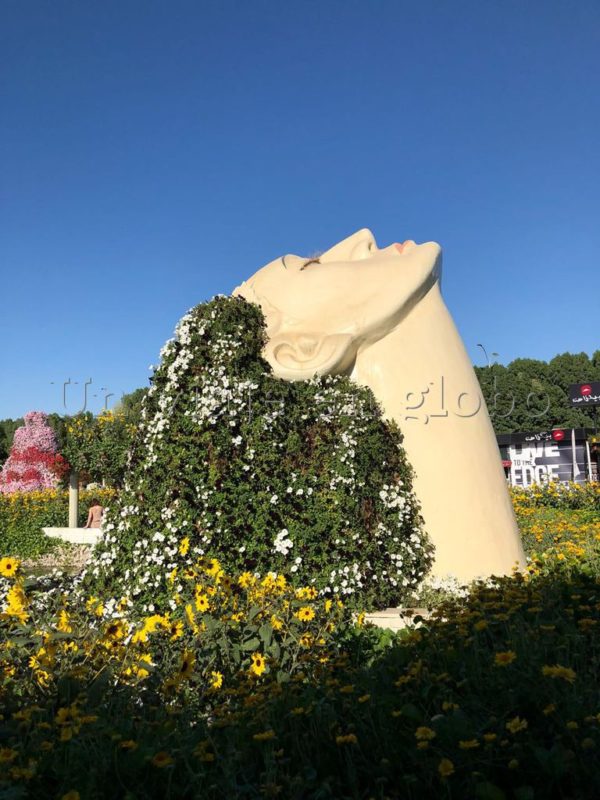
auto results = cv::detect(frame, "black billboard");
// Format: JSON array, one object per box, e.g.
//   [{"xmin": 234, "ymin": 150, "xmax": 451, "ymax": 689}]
[
  {"xmin": 497, "ymin": 428, "xmax": 590, "ymax": 487},
  {"xmin": 569, "ymin": 382, "xmax": 600, "ymax": 407}
]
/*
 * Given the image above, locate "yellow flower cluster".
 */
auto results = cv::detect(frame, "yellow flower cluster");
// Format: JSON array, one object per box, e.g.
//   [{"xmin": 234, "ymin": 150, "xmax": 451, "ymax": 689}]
[
  {"xmin": 0, "ymin": 549, "xmax": 347, "ymax": 738},
  {"xmin": 510, "ymin": 481, "xmax": 600, "ymax": 512},
  {"xmin": 3, "ymin": 583, "xmax": 29, "ymax": 624},
  {"xmin": 541, "ymin": 664, "xmax": 577, "ymax": 683}
]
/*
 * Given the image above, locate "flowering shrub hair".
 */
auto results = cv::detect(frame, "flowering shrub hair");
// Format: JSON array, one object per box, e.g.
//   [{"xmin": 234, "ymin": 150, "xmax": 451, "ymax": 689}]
[
  {"xmin": 0, "ymin": 412, "xmax": 67, "ymax": 494},
  {"xmin": 84, "ymin": 296, "xmax": 432, "ymax": 612}
]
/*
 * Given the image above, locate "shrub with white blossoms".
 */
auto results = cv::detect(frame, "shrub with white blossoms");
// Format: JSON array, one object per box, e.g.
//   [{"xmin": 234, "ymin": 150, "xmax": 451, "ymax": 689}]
[
  {"xmin": 83, "ymin": 296, "xmax": 433, "ymax": 611},
  {"xmin": 273, "ymin": 529, "xmax": 294, "ymax": 556}
]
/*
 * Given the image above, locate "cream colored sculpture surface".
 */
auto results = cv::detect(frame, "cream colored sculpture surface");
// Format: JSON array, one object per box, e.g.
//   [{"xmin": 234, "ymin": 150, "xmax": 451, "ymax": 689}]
[{"xmin": 233, "ymin": 229, "xmax": 525, "ymax": 581}]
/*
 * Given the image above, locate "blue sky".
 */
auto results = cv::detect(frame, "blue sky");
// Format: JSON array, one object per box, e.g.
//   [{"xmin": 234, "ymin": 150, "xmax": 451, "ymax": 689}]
[{"xmin": 1, "ymin": 0, "xmax": 599, "ymax": 419}]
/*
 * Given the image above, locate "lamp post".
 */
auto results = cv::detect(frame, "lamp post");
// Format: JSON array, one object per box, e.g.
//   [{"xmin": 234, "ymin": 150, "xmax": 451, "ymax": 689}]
[{"xmin": 476, "ymin": 343, "xmax": 490, "ymax": 368}]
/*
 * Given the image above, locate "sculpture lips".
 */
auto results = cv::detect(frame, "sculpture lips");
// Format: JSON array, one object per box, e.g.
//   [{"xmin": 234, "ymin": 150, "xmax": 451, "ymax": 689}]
[{"xmin": 395, "ymin": 240, "xmax": 416, "ymax": 254}]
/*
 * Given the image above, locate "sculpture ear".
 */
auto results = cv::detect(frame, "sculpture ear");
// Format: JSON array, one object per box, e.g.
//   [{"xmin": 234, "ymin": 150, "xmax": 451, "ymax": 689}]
[{"xmin": 265, "ymin": 332, "xmax": 355, "ymax": 381}]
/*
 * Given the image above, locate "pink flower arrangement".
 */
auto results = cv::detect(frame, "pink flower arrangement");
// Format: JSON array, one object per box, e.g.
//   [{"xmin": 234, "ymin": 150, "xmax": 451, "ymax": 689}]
[{"xmin": 0, "ymin": 411, "xmax": 69, "ymax": 494}]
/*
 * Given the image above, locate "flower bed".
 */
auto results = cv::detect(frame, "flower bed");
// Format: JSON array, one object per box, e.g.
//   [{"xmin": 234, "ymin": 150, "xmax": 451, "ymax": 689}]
[
  {"xmin": 0, "ymin": 556, "xmax": 351, "ymax": 797},
  {"xmin": 516, "ymin": 506, "xmax": 600, "ymax": 581},
  {"xmin": 510, "ymin": 481, "xmax": 600, "ymax": 512},
  {"xmin": 1, "ymin": 556, "xmax": 599, "ymax": 798}
]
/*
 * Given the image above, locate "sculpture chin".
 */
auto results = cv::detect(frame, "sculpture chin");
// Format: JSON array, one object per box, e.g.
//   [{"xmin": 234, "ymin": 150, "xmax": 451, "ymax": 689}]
[{"xmin": 367, "ymin": 241, "xmax": 442, "ymax": 344}]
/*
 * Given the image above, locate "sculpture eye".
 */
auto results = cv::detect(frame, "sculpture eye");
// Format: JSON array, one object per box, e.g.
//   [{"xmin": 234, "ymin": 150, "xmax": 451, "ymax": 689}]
[{"xmin": 300, "ymin": 257, "xmax": 321, "ymax": 271}]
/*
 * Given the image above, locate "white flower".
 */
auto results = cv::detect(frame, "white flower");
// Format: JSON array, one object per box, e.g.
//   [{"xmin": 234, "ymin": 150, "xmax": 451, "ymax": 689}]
[{"xmin": 273, "ymin": 529, "xmax": 293, "ymax": 556}]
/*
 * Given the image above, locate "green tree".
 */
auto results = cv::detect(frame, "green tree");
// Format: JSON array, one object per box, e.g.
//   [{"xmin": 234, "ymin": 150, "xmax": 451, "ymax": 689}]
[
  {"xmin": 62, "ymin": 410, "xmax": 135, "ymax": 487},
  {"xmin": 116, "ymin": 387, "xmax": 148, "ymax": 423},
  {"xmin": 0, "ymin": 418, "xmax": 23, "ymax": 455},
  {"xmin": 92, "ymin": 409, "xmax": 137, "ymax": 486},
  {"xmin": 47, "ymin": 413, "xmax": 69, "ymax": 456},
  {"xmin": 476, "ymin": 351, "xmax": 600, "ymax": 434},
  {"xmin": 0, "ymin": 427, "xmax": 7, "ymax": 463}
]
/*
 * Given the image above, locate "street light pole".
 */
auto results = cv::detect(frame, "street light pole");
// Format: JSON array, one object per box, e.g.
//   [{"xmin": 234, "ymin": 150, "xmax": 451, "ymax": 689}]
[{"xmin": 476, "ymin": 343, "xmax": 490, "ymax": 368}]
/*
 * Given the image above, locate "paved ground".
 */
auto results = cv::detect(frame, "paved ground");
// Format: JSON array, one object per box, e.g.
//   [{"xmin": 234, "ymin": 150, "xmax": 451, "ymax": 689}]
[{"xmin": 23, "ymin": 544, "xmax": 91, "ymax": 575}]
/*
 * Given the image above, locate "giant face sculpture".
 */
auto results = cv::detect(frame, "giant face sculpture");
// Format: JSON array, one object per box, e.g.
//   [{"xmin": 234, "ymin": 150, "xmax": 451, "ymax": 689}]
[
  {"xmin": 234, "ymin": 229, "xmax": 525, "ymax": 581},
  {"xmin": 234, "ymin": 229, "xmax": 442, "ymax": 380}
]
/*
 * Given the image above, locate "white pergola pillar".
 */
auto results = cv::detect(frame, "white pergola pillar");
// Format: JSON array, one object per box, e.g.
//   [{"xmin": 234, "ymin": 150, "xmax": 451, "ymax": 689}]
[{"xmin": 68, "ymin": 471, "xmax": 79, "ymax": 528}]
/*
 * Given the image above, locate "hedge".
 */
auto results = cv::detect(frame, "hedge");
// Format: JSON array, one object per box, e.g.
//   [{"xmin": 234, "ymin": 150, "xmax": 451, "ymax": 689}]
[{"xmin": 0, "ymin": 489, "xmax": 116, "ymax": 558}]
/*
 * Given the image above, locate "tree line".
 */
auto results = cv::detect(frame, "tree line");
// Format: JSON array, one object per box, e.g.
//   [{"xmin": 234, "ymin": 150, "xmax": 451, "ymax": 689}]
[
  {"xmin": 0, "ymin": 388, "xmax": 147, "ymax": 485},
  {"xmin": 474, "ymin": 350, "xmax": 600, "ymax": 434}
]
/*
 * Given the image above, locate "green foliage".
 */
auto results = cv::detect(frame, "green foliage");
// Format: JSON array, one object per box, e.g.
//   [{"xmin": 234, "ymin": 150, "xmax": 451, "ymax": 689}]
[
  {"xmin": 476, "ymin": 350, "xmax": 600, "ymax": 434},
  {"xmin": 0, "ymin": 489, "xmax": 115, "ymax": 558},
  {"xmin": 61, "ymin": 412, "xmax": 96, "ymax": 475},
  {"xmin": 46, "ymin": 413, "xmax": 69, "ymax": 455},
  {"xmin": 58, "ymin": 388, "xmax": 147, "ymax": 486},
  {"xmin": 0, "ymin": 417, "xmax": 23, "ymax": 462},
  {"xmin": 116, "ymin": 386, "xmax": 148, "ymax": 420},
  {"xmin": 0, "ymin": 426, "xmax": 7, "ymax": 463},
  {"xmin": 62, "ymin": 410, "xmax": 137, "ymax": 487},
  {"xmin": 84, "ymin": 295, "xmax": 431, "ymax": 612}
]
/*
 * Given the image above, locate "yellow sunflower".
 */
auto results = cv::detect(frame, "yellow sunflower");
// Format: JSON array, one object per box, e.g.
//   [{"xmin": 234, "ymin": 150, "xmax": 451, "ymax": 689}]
[
  {"xmin": 178, "ymin": 650, "xmax": 196, "ymax": 680},
  {"xmin": 0, "ymin": 557, "xmax": 19, "ymax": 578},
  {"xmin": 209, "ymin": 670, "xmax": 223, "ymax": 690},
  {"xmin": 169, "ymin": 620, "xmax": 184, "ymax": 641},
  {"xmin": 295, "ymin": 606, "xmax": 316, "ymax": 623},
  {"xmin": 195, "ymin": 592, "xmax": 210, "ymax": 613},
  {"xmin": 250, "ymin": 652, "xmax": 266, "ymax": 677},
  {"xmin": 179, "ymin": 536, "xmax": 190, "ymax": 556},
  {"xmin": 151, "ymin": 751, "xmax": 174, "ymax": 768}
]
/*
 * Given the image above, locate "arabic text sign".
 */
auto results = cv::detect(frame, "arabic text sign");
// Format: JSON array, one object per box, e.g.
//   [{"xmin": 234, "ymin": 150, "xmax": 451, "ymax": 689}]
[{"xmin": 569, "ymin": 382, "xmax": 600, "ymax": 407}]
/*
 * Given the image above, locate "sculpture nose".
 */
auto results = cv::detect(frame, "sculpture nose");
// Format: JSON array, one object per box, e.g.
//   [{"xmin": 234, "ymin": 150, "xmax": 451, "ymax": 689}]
[{"xmin": 320, "ymin": 229, "xmax": 377, "ymax": 262}]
